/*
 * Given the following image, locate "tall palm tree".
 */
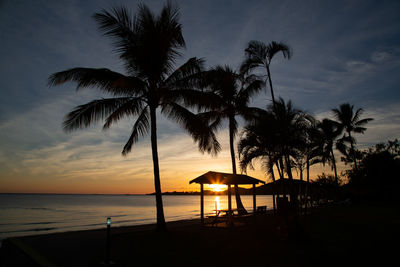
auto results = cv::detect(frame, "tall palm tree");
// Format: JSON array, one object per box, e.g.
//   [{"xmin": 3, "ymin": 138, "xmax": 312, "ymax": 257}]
[
  {"xmin": 199, "ymin": 66, "xmax": 264, "ymax": 212},
  {"xmin": 48, "ymin": 3, "xmax": 220, "ymax": 231},
  {"xmin": 241, "ymin": 40, "xmax": 291, "ymax": 106},
  {"xmin": 332, "ymin": 103, "xmax": 373, "ymax": 171},
  {"xmin": 318, "ymin": 119, "xmax": 341, "ymax": 185}
]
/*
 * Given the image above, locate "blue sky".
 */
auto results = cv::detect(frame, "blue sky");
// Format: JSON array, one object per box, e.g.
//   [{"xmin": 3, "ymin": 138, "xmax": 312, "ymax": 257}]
[{"xmin": 0, "ymin": 0, "xmax": 399, "ymax": 193}]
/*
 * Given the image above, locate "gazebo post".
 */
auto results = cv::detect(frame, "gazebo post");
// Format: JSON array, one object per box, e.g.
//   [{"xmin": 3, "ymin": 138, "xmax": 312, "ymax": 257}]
[
  {"xmin": 200, "ymin": 183, "xmax": 204, "ymax": 225},
  {"xmin": 227, "ymin": 184, "xmax": 233, "ymax": 226},
  {"xmin": 253, "ymin": 183, "xmax": 256, "ymax": 214},
  {"xmin": 227, "ymin": 184, "xmax": 232, "ymax": 213}
]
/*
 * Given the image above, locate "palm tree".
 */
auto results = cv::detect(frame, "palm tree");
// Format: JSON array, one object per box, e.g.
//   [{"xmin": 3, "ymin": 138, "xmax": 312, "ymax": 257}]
[
  {"xmin": 292, "ymin": 115, "xmax": 322, "ymax": 213},
  {"xmin": 318, "ymin": 119, "xmax": 341, "ymax": 185},
  {"xmin": 272, "ymin": 99, "xmax": 307, "ymax": 180},
  {"xmin": 239, "ymin": 98, "xmax": 307, "ymax": 211},
  {"xmin": 238, "ymin": 110, "xmax": 281, "ymax": 213},
  {"xmin": 48, "ymin": 3, "xmax": 220, "ymax": 231},
  {"xmin": 332, "ymin": 103, "xmax": 373, "ymax": 171},
  {"xmin": 241, "ymin": 40, "xmax": 291, "ymax": 106},
  {"xmin": 199, "ymin": 66, "xmax": 264, "ymax": 212}
]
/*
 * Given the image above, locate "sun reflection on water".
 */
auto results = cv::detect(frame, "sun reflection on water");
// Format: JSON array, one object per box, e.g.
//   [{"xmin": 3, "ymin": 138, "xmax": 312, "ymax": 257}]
[{"xmin": 215, "ymin": 196, "xmax": 220, "ymax": 214}]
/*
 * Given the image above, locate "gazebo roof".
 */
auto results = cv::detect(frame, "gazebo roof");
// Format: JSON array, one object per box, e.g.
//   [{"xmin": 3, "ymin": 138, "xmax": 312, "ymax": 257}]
[{"xmin": 189, "ymin": 171, "xmax": 265, "ymax": 185}]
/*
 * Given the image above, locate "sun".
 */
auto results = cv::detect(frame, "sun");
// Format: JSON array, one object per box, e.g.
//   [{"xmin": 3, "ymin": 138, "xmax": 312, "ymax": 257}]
[{"xmin": 209, "ymin": 184, "xmax": 227, "ymax": 192}]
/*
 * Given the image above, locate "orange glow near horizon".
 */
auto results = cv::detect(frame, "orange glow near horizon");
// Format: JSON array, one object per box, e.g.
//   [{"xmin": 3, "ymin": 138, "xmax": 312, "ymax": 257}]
[{"xmin": 208, "ymin": 184, "xmax": 227, "ymax": 192}]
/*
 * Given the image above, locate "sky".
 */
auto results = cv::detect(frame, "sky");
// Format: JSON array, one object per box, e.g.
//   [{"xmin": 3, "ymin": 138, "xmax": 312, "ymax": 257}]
[{"xmin": 0, "ymin": 0, "xmax": 399, "ymax": 194}]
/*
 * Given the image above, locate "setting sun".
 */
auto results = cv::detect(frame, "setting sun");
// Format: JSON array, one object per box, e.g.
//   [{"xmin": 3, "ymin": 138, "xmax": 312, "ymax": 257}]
[{"xmin": 209, "ymin": 184, "xmax": 227, "ymax": 192}]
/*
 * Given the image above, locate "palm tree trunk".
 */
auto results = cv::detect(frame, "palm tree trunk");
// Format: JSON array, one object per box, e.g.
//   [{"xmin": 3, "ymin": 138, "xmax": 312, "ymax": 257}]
[
  {"xmin": 269, "ymin": 157, "xmax": 277, "ymax": 215},
  {"xmin": 278, "ymin": 157, "xmax": 286, "ymax": 197},
  {"xmin": 299, "ymin": 166, "xmax": 303, "ymax": 215},
  {"xmin": 348, "ymin": 131, "xmax": 358, "ymax": 171},
  {"xmin": 229, "ymin": 117, "xmax": 246, "ymax": 212},
  {"xmin": 284, "ymin": 154, "xmax": 297, "ymax": 212},
  {"xmin": 277, "ymin": 158, "xmax": 284, "ymax": 179},
  {"xmin": 150, "ymin": 106, "xmax": 166, "ymax": 231},
  {"xmin": 305, "ymin": 159, "xmax": 310, "ymax": 215},
  {"xmin": 266, "ymin": 65, "xmax": 276, "ymax": 106},
  {"xmin": 330, "ymin": 148, "xmax": 338, "ymax": 185}
]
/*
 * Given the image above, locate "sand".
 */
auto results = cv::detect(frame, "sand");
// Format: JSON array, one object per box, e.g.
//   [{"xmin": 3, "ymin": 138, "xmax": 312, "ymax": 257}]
[{"xmin": 1, "ymin": 202, "xmax": 399, "ymax": 267}]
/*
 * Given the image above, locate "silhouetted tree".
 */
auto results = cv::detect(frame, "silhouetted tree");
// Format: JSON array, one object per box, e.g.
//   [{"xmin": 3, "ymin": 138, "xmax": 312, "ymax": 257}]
[
  {"xmin": 239, "ymin": 98, "xmax": 308, "ymax": 211},
  {"xmin": 292, "ymin": 115, "xmax": 321, "ymax": 213},
  {"xmin": 345, "ymin": 139, "xmax": 400, "ymax": 200},
  {"xmin": 332, "ymin": 103, "xmax": 373, "ymax": 171},
  {"xmin": 318, "ymin": 119, "xmax": 341, "ymax": 184},
  {"xmin": 199, "ymin": 66, "xmax": 264, "ymax": 212},
  {"xmin": 48, "ymin": 3, "xmax": 220, "ymax": 231},
  {"xmin": 241, "ymin": 40, "xmax": 291, "ymax": 106},
  {"xmin": 238, "ymin": 110, "xmax": 280, "ymax": 213}
]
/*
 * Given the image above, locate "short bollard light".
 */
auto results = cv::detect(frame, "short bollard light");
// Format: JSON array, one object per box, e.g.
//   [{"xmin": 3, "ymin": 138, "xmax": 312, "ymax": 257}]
[{"xmin": 105, "ymin": 217, "xmax": 112, "ymax": 264}]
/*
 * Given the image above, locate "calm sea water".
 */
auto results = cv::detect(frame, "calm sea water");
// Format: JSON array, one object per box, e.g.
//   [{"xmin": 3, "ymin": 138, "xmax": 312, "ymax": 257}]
[{"xmin": 0, "ymin": 194, "xmax": 273, "ymax": 241}]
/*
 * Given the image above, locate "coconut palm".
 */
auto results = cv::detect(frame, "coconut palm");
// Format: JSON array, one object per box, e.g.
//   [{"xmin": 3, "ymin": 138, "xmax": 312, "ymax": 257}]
[
  {"xmin": 238, "ymin": 110, "xmax": 281, "ymax": 213},
  {"xmin": 241, "ymin": 40, "xmax": 291, "ymax": 106},
  {"xmin": 199, "ymin": 66, "xmax": 264, "ymax": 212},
  {"xmin": 291, "ymin": 115, "xmax": 323, "ymax": 213},
  {"xmin": 48, "ymin": 3, "xmax": 220, "ymax": 231},
  {"xmin": 332, "ymin": 103, "xmax": 373, "ymax": 170},
  {"xmin": 271, "ymin": 99, "xmax": 308, "ymax": 182},
  {"xmin": 318, "ymin": 119, "xmax": 341, "ymax": 185},
  {"xmin": 239, "ymin": 98, "xmax": 308, "ymax": 212}
]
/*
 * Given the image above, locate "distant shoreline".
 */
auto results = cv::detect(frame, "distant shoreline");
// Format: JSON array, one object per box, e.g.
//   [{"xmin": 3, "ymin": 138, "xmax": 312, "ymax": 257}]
[{"xmin": 0, "ymin": 192, "xmax": 147, "ymax": 196}]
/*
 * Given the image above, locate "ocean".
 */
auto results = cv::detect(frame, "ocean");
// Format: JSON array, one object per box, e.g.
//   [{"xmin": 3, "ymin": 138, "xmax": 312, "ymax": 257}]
[{"xmin": 0, "ymin": 194, "xmax": 273, "ymax": 241}]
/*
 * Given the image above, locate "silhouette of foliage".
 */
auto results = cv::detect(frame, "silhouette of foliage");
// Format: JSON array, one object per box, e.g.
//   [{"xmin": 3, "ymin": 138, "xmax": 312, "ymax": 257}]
[
  {"xmin": 345, "ymin": 139, "xmax": 400, "ymax": 200},
  {"xmin": 48, "ymin": 2, "xmax": 220, "ymax": 231}
]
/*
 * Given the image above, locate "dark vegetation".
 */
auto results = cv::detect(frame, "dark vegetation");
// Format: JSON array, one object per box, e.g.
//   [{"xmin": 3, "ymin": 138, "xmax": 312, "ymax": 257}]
[{"xmin": 48, "ymin": 1, "xmax": 396, "ymax": 230}]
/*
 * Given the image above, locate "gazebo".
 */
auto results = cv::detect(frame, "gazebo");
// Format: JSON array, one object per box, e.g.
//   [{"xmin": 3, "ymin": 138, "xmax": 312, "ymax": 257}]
[{"xmin": 189, "ymin": 171, "xmax": 265, "ymax": 224}]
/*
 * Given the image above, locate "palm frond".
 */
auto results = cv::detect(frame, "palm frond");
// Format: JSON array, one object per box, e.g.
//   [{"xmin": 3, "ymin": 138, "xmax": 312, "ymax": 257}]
[
  {"xmin": 93, "ymin": 6, "xmax": 136, "ymax": 56},
  {"xmin": 354, "ymin": 117, "xmax": 373, "ymax": 127},
  {"xmin": 163, "ymin": 89, "xmax": 223, "ymax": 112},
  {"xmin": 63, "ymin": 97, "xmax": 132, "ymax": 131},
  {"xmin": 123, "ymin": 2, "xmax": 185, "ymax": 78},
  {"xmin": 163, "ymin": 57, "xmax": 205, "ymax": 88},
  {"xmin": 242, "ymin": 40, "xmax": 268, "ymax": 72},
  {"xmin": 122, "ymin": 107, "xmax": 150, "ymax": 156},
  {"xmin": 161, "ymin": 103, "xmax": 221, "ymax": 155},
  {"xmin": 197, "ymin": 111, "xmax": 224, "ymax": 132},
  {"xmin": 48, "ymin": 68, "xmax": 146, "ymax": 96},
  {"xmin": 267, "ymin": 41, "xmax": 292, "ymax": 62},
  {"xmin": 236, "ymin": 78, "xmax": 264, "ymax": 107},
  {"xmin": 239, "ymin": 148, "xmax": 265, "ymax": 173},
  {"xmin": 103, "ymin": 98, "xmax": 146, "ymax": 129}
]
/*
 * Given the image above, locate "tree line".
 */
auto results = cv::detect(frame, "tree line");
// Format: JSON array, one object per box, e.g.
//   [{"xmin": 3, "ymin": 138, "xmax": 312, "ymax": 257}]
[{"xmin": 48, "ymin": 2, "xmax": 374, "ymax": 231}]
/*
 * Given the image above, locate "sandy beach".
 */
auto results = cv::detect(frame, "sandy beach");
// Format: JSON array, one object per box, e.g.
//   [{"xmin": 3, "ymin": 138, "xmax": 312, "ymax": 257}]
[{"xmin": 1, "ymin": 202, "xmax": 399, "ymax": 267}]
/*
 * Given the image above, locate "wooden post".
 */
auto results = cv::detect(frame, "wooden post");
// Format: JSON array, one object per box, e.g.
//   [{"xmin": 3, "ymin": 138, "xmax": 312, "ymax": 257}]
[
  {"xmin": 228, "ymin": 184, "xmax": 232, "ymax": 212},
  {"xmin": 253, "ymin": 184, "xmax": 256, "ymax": 214},
  {"xmin": 228, "ymin": 184, "xmax": 232, "ymax": 226},
  {"xmin": 200, "ymin": 183, "xmax": 204, "ymax": 225}
]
